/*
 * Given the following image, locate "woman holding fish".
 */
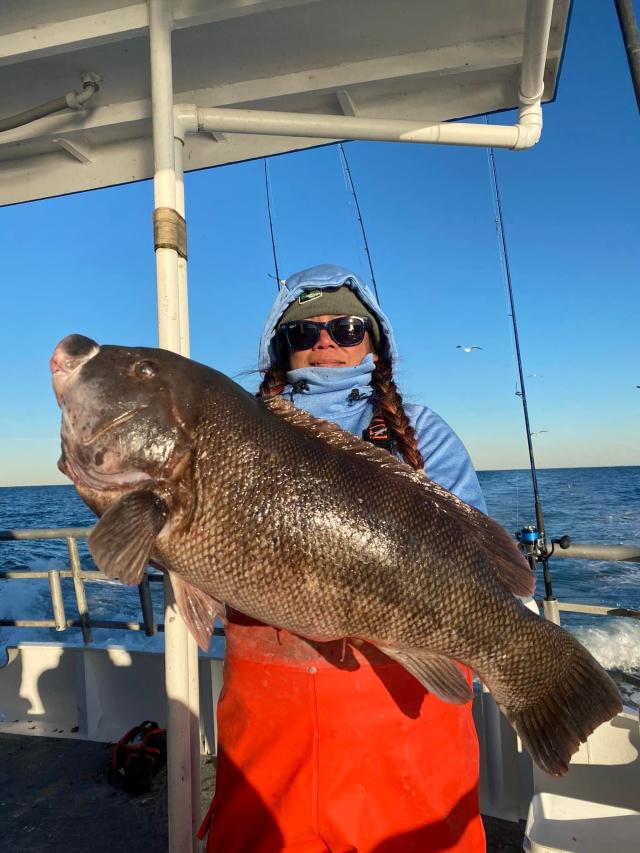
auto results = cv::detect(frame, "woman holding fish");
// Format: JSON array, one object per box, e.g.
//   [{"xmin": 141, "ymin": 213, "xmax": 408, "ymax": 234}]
[
  {"xmin": 50, "ymin": 271, "xmax": 620, "ymax": 851},
  {"xmin": 199, "ymin": 264, "xmax": 488, "ymax": 852}
]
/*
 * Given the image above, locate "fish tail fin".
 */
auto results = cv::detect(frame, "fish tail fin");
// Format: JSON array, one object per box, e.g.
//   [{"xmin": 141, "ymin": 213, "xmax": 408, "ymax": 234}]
[{"xmin": 503, "ymin": 642, "xmax": 622, "ymax": 777}]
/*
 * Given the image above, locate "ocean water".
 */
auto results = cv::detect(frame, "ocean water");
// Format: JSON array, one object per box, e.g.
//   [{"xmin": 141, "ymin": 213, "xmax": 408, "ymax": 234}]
[{"xmin": 1, "ymin": 467, "xmax": 639, "ymax": 696}]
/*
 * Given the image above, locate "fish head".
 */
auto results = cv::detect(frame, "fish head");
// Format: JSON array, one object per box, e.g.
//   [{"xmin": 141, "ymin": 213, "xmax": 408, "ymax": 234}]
[{"xmin": 50, "ymin": 334, "xmax": 199, "ymax": 512}]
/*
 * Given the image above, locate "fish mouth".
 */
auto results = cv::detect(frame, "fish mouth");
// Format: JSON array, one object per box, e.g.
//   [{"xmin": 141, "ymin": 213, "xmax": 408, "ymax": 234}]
[{"xmin": 50, "ymin": 335, "xmax": 101, "ymax": 404}]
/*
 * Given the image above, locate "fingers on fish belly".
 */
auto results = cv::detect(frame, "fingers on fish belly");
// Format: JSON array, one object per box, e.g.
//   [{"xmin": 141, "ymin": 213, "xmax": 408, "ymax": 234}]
[{"xmin": 501, "ymin": 640, "xmax": 622, "ymax": 777}]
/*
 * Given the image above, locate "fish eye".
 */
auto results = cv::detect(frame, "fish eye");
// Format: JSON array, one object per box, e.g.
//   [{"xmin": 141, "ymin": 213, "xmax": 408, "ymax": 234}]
[{"xmin": 133, "ymin": 360, "xmax": 158, "ymax": 379}]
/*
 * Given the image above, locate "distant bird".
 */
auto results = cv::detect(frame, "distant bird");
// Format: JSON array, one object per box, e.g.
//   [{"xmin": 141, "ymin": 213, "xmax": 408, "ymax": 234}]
[
  {"xmin": 530, "ymin": 430, "xmax": 549, "ymax": 437},
  {"xmin": 456, "ymin": 345, "xmax": 483, "ymax": 352},
  {"xmin": 527, "ymin": 373, "xmax": 544, "ymax": 379}
]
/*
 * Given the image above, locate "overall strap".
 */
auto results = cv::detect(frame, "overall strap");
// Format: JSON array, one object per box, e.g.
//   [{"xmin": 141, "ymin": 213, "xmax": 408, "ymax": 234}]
[{"xmin": 362, "ymin": 408, "xmax": 394, "ymax": 453}]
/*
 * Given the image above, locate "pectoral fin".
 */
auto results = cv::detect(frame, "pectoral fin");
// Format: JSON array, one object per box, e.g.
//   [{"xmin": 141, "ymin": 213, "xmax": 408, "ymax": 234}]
[
  {"xmin": 170, "ymin": 572, "xmax": 226, "ymax": 652},
  {"xmin": 88, "ymin": 490, "xmax": 169, "ymax": 585},
  {"xmin": 377, "ymin": 645, "xmax": 472, "ymax": 704}
]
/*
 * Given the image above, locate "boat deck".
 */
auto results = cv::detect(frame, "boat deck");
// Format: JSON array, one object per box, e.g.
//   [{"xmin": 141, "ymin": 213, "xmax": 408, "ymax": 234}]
[{"xmin": 1, "ymin": 732, "xmax": 525, "ymax": 851}]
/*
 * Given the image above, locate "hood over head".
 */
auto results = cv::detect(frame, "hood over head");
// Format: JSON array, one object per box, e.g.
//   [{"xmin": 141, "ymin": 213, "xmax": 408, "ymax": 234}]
[{"xmin": 258, "ymin": 264, "xmax": 398, "ymax": 371}]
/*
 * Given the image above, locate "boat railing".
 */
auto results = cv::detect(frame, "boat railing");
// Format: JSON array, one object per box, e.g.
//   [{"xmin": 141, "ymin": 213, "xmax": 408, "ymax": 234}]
[
  {"xmin": 1, "ymin": 527, "xmax": 639, "ymax": 646},
  {"xmin": 0, "ymin": 526, "xmax": 163, "ymax": 645}
]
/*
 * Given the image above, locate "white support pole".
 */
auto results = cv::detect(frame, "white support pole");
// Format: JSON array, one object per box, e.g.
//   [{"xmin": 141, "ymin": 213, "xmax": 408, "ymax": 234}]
[
  {"xmin": 173, "ymin": 129, "xmax": 200, "ymax": 848},
  {"xmin": 174, "ymin": 134, "xmax": 190, "ymax": 356},
  {"xmin": 148, "ymin": 2, "xmax": 198, "ymax": 851},
  {"xmin": 150, "ymin": 0, "xmax": 180, "ymax": 353}
]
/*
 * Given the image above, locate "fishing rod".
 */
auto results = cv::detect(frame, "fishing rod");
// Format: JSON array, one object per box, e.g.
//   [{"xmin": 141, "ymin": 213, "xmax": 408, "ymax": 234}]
[
  {"xmin": 614, "ymin": 0, "xmax": 640, "ymax": 114},
  {"xmin": 485, "ymin": 136, "xmax": 570, "ymax": 606},
  {"xmin": 338, "ymin": 143, "xmax": 381, "ymax": 303},
  {"xmin": 263, "ymin": 158, "xmax": 282, "ymax": 289}
]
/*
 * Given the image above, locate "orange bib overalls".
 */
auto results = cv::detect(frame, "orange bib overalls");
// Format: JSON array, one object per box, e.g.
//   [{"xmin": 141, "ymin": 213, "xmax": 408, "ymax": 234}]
[{"xmin": 199, "ymin": 611, "xmax": 485, "ymax": 853}]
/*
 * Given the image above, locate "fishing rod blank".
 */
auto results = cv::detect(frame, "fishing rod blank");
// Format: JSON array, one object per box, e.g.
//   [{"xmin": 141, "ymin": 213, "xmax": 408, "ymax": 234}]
[
  {"xmin": 485, "ymin": 136, "xmax": 563, "ymax": 600},
  {"xmin": 338, "ymin": 143, "xmax": 381, "ymax": 303},
  {"xmin": 263, "ymin": 158, "xmax": 282, "ymax": 289}
]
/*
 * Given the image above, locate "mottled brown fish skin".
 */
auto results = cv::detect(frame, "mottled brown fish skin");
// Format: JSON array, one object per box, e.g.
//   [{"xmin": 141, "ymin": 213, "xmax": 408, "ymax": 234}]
[
  {"xmin": 52, "ymin": 337, "xmax": 622, "ymax": 777},
  {"xmin": 155, "ymin": 389, "xmax": 596, "ymax": 715}
]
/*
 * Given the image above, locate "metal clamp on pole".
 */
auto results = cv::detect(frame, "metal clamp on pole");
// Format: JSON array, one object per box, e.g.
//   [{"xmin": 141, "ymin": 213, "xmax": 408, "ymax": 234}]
[{"xmin": 153, "ymin": 207, "xmax": 188, "ymax": 260}]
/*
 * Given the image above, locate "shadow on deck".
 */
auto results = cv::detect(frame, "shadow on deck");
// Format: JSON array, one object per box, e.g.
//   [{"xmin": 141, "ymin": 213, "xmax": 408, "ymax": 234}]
[{"xmin": 0, "ymin": 733, "xmax": 525, "ymax": 851}]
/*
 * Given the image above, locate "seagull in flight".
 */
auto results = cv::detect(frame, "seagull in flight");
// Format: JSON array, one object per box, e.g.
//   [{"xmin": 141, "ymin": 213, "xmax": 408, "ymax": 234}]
[
  {"xmin": 456, "ymin": 345, "xmax": 483, "ymax": 352},
  {"xmin": 530, "ymin": 430, "xmax": 549, "ymax": 437}
]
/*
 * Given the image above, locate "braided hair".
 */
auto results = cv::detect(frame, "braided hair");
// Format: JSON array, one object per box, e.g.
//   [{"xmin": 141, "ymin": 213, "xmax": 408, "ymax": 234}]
[
  {"xmin": 370, "ymin": 358, "xmax": 424, "ymax": 472},
  {"xmin": 257, "ymin": 353, "xmax": 425, "ymax": 473},
  {"xmin": 257, "ymin": 364, "xmax": 287, "ymax": 398}
]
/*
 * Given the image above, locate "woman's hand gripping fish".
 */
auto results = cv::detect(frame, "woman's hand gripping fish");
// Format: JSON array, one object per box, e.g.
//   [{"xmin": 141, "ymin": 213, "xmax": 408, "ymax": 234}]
[{"xmin": 50, "ymin": 334, "xmax": 622, "ymax": 777}]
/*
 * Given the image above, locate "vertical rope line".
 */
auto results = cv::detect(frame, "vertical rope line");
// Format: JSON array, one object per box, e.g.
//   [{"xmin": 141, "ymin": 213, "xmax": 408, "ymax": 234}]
[
  {"xmin": 338, "ymin": 143, "xmax": 380, "ymax": 303},
  {"xmin": 263, "ymin": 158, "xmax": 282, "ymax": 288}
]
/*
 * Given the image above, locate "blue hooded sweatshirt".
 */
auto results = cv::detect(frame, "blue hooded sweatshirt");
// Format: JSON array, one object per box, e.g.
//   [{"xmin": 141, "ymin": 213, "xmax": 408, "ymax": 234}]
[{"xmin": 258, "ymin": 264, "xmax": 486, "ymax": 513}]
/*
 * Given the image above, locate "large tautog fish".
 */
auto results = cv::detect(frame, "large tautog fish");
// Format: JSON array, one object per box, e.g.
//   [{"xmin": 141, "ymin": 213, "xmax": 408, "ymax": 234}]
[{"xmin": 51, "ymin": 334, "xmax": 621, "ymax": 776}]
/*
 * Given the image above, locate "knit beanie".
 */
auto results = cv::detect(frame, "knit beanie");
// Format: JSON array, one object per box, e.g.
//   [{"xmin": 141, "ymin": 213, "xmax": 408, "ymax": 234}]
[{"xmin": 278, "ymin": 286, "xmax": 381, "ymax": 349}]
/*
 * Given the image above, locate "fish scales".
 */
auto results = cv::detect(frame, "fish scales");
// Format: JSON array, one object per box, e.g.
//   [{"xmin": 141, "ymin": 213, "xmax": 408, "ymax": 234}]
[
  {"xmin": 162, "ymin": 392, "xmax": 501, "ymax": 655},
  {"xmin": 50, "ymin": 335, "xmax": 622, "ymax": 776}
]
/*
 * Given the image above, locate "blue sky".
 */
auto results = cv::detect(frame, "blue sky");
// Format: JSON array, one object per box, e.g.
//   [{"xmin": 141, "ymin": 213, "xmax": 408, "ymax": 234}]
[{"xmin": 1, "ymin": 1, "xmax": 639, "ymax": 487}]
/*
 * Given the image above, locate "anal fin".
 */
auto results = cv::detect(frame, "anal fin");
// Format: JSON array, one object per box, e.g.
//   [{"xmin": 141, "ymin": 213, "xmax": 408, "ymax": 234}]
[{"xmin": 377, "ymin": 645, "xmax": 472, "ymax": 704}]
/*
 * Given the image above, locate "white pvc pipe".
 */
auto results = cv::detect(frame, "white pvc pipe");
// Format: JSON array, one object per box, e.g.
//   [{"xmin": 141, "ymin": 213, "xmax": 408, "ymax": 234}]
[
  {"xmin": 162, "ymin": 580, "xmax": 194, "ymax": 853},
  {"xmin": 148, "ymin": 2, "xmax": 197, "ymax": 852},
  {"xmin": 150, "ymin": 0, "xmax": 180, "ymax": 354},
  {"xmin": 174, "ymin": 135, "xmax": 191, "ymax": 356},
  {"xmin": 195, "ymin": 105, "xmax": 524, "ymax": 148},
  {"xmin": 520, "ymin": 0, "xmax": 555, "ymax": 103},
  {"xmin": 173, "ymin": 132, "xmax": 199, "ymax": 849},
  {"xmin": 176, "ymin": 0, "xmax": 552, "ymax": 155}
]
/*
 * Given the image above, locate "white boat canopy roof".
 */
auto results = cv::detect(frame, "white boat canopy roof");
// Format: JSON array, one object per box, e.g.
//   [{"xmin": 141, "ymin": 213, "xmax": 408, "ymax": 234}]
[{"xmin": 0, "ymin": 0, "xmax": 571, "ymax": 206}]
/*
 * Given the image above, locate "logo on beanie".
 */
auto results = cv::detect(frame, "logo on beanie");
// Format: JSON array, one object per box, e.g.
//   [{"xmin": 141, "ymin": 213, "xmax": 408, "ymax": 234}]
[{"xmin": 298, "ymin": 289, "xmax": 322, "ymax": 304}]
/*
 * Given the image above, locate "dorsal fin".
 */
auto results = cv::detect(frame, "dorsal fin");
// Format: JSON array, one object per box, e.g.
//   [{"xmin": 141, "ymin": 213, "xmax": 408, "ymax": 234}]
[
  {"xmin": 263, "ymin": 395, "xmax": 425, "ymax": 479},
  {"xmin": 262, "ymin": 396, "xmax": 534, "ymax": 598}
]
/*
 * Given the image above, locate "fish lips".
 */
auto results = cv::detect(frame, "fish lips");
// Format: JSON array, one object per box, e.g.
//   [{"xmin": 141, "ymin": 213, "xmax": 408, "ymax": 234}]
[{"xmin": 51, "ymin": 334, "xmax": 101, "ymax": 405}]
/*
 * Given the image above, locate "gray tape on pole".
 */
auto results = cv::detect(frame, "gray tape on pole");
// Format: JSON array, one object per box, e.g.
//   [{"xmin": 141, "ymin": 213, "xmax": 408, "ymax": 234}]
[{"xmin": 153, "ymin": 207, "xmax": 188, "ymax": 259}]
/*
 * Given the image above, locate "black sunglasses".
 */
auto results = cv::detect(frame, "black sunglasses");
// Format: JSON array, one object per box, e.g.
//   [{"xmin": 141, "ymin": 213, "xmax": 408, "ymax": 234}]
[{"xmin": 278, "ymin": 316, "xmax": 372, "ymax": 352}]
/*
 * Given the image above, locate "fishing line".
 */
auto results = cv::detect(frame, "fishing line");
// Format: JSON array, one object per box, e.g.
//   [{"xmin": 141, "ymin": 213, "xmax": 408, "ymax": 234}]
[
  {"xmin": 484, "ymin": 119, "xmax": 557, "ymax": 596},
  {"xmin": 263, "ymin": 158, "xmax": 282, "ymax": 289},
  {"xmin": 338, "ymin": 143, "xmax": 381, "ymax": 303}
]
